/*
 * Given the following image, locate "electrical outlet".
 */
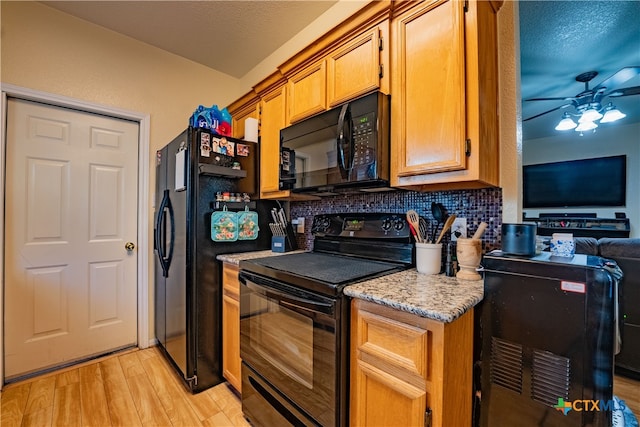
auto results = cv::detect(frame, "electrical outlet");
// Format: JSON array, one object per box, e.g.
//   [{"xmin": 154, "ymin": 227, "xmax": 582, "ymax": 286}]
[
  {"xmin": 296, "ymin": 217, "xmax": 305, "ymax": 233},
  {"xmin": 451, "ymin": 217, "xmax": 467, "ymax": 241}
]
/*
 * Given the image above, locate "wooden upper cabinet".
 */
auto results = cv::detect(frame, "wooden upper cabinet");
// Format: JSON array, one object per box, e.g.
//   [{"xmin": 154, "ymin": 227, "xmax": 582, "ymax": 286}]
[
  {"xmin": 286, "ymin": 23, "xmax": 387, "ymax": 124},
  {"xmin": 287, "ymin": 60, "xmax": 327, "ymax": 124},
  {"xmin": 391, "ymin": 0, "xmax": 501, "ymax": 191},
  {"xmin": 227, "ymin": 91, "xmax": 259, "ymax": 140},
  {"xmin": 392, "ymin": 0, "xmax": 466, "ymax": 179},
  {"xmin": 259, "ymin": 84, "xmax": 289, "ymax": 198},
  {"xmin": 327, "ymin": 25, "xmax": 384, "ymax": 108}
]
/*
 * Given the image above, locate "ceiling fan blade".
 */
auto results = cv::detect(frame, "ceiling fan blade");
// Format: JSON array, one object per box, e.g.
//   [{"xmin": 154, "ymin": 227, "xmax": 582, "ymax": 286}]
[
  {"xmin": 606, "ymin": 86, "xmax": 640, "ymax": 97},
  {"xmin": 593, "ymin": 66, "xmax": 640, "ymax": 91},
  {"xmin": 524, "ymin": 96, "xmax": 575, "ymax": 102},
  {"xmin": 523, "ymin": 103, "xmax": 572, "ymax": 122}
]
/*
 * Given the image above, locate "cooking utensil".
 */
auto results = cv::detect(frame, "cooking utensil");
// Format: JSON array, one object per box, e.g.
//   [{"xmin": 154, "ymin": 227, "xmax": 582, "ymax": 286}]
[
  {"xmin": 419, "ymin": 217, "xmax": 429, "ymax": 244},
  {"xmin": 472, "ymin": 222, "xmax": 488, "ymax": 240},
  {"xmin": 407, "ymin": 222, "xmax": 419, "ymax": 241},
  {"xmin": 435, "ymin": 214, "xmax": 457, "ymax": 244},
  {"xmin": 430, "ymin": 202, "xmax": 446, "ymax": 242},
  {"xmin": 277, "ymin": 208, "xmax": 287, "ymax": 226},
  {"xmin": 406, "ymin": 210, "xmax": 422, "ymax": 243}
]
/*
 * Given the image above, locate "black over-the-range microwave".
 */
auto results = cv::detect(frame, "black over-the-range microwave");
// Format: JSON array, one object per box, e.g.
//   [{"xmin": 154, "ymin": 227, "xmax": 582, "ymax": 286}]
[{"xmin": 279, "ymin": 91, "xmax": 390, "ymax": 194}]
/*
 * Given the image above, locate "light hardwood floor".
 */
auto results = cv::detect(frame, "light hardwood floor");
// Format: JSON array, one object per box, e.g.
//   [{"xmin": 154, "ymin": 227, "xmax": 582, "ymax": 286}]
[
  {"xmin": 0, "ymin": 347, "xmax": 250, "ymax": 427},
  {"xmin": 1, "ymin": 346, "xmax": 638, "ymax": 426}
]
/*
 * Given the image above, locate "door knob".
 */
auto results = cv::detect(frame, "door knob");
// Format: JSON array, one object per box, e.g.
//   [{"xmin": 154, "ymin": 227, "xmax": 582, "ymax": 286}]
[{"xmin": 125, "ymin": 242, "xmax": 136, "ymax": 252}]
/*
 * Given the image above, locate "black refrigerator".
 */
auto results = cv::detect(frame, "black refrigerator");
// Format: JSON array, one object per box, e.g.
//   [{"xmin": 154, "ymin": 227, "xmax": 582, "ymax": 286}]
[
  {"xmin": 154, "ymin": 127, "xmax": 277, "ymax": 393},
  {"xmin": 476, "ymin": 251, "xmax": 622, "ymax": 427}
]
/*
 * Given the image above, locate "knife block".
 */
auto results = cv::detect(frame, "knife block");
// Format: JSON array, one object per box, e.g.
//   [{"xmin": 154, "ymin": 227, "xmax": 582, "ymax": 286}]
[{"xmin": 271, "ymin": 223, "xmax": 298, "ymax": 253}]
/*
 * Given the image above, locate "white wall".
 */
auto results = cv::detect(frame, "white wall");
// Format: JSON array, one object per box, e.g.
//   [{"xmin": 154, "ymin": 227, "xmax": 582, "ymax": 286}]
[
  {"xmin": 522, "ymin": 122, "xmax": 640, "ymax": 237},
  {"xmin": 0, "ymin": 0, "xmax": 373, "ymax": 349}
]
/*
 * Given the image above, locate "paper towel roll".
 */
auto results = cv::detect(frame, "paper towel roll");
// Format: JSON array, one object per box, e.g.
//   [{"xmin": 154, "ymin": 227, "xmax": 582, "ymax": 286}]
[{"xmin": 244, "ymin": 118, "xmax": 258, "ymax": 142}]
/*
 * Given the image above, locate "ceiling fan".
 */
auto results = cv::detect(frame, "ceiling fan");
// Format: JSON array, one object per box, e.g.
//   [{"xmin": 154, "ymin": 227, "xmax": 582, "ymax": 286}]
[{"xmin": 523, "ymin": 66, "xmax": 640, "ymax": 130}]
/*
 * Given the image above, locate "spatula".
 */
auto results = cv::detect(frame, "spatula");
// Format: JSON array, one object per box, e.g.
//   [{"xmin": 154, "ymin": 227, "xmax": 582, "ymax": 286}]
[
  {"xmin": 406, "ymin": 210, "xmax": 422, "ymax": 243},
  {"xmin": 435, "ymin": 214, "xmax": 457, "ymax": 244}
]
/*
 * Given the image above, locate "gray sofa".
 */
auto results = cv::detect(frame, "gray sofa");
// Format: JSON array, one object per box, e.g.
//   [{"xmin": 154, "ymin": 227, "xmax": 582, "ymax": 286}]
[{"xmin": 575, "ymin": 237, "xmax": 640, "ymax": 379}]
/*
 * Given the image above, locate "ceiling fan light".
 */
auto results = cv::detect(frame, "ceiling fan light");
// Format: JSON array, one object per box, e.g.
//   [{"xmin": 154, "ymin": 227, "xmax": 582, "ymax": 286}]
[
  {"xmin": 579, "ymin": 108, "xmax": 603, "ymax": 123},
  {"xmin": 555, "ymin": 115, "xmax": 577, "ymax": 130},
  {"xmin": 575, "ymin": 121, "xmax": 598, "ymax": 132},
  {"xmin": 600, "ymin": 107, "xmax": 626, "ymax": 123}
]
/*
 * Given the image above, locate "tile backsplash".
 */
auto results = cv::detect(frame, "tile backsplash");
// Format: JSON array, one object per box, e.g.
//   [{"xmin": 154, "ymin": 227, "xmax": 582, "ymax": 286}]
[{"xmin": 290, "ymin": 188, "xmax": 503, "ymax": 252}]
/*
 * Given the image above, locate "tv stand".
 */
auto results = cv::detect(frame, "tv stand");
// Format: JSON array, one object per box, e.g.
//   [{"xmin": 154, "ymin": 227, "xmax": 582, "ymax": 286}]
[{"xmin": 527, "ymin": 216, "xmax": 630, "ymax": 239}]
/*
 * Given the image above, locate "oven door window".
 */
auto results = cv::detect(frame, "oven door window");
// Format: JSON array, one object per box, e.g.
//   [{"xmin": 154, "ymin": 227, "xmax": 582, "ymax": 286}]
[{"xmin": 240, "ymin": 274, "xmax": 337, "ymax": 426}]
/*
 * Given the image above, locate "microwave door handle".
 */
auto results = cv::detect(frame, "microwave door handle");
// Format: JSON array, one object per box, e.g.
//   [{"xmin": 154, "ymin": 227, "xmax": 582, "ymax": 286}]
[{"xmin": 336, "ymin": 103, "xmax": 353, "ymax": 180}]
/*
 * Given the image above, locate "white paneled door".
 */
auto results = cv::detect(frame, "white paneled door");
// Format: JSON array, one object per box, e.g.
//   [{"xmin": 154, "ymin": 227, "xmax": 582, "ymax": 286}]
[{"xmin": 4, "ymin": 98, "xmax": 139, "ymax": 379}]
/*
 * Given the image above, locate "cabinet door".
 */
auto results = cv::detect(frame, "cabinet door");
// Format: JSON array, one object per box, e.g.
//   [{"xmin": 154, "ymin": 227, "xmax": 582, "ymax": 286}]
[
  {"xmin": 350, "ymin": 301, "xmax": 429, "ymax": 427},
  {"xmin": 391, "ymin": 0, "xmax": 467, "ymax": 181},
  {"xmin": 327, "ymin": 26, "xmax": 382, "ymax": 108},
  {"xmin": 259, "ymin": 86, "xmax": 290, "ymax": 198},
  {"xmin": 351, "ymin": 360, "xmax": 427, "ymax": 427},
  {"xmin": 222, "ymin": 264, "xmax": 241, "ymax": 392},
  {"xmin": 287, "ymin": 61, "xmax": 327, "ymax": 123},
  {"xmin": 222, "ymin": 294, "xmax": 241, "ymax": 392},
  {"xmin": 350, "ymin": 299, "xmax": 474, "ymax": 427},
  {"xmin": 231, "ymin": 103, "xmax": 258, "ymax": 140}
]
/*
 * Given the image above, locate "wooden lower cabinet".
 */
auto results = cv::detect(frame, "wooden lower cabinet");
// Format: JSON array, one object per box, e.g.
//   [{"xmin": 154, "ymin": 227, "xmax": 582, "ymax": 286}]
[
  {"xmin": 222, "ymin": 263, "xmax": 241, "ymax": 392},
  {"xmin": 350, "ymin": 299, "xmax": 474, "ymax": 427}
]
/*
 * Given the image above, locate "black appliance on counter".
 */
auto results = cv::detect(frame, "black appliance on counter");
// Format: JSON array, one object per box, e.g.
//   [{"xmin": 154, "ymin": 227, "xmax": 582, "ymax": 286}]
[
  {"xmin": 279, "ymin": 91, "xmax": 390, "ymax": 195},
  {"xmin": 476, "ymin": 251, "xmax": 622, "ymax": 427},
  {"xmin": 239, "ymin": 213, "xmax": 414, "ymax": 426},
  {"xmin": 154, "ymin": 127, "xmax": 277, "ymax": 392}
]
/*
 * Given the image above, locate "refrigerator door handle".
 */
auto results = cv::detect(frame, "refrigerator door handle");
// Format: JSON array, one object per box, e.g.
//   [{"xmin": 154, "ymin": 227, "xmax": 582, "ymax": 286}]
[
  {"xmin": 155, "ymin": 190, "xmax": 175, "ymax": 277},
  {"xmin": 154, "ymin": 192, "xmax": 167, "ymax": 276},
  {"xmin": 165, "ymin": 194, "xmax": 175, "ymax": 275}
]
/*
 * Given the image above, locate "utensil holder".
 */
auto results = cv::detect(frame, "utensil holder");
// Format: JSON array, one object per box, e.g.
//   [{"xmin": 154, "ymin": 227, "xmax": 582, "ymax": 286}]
[{"xmin": 415, "ymin": 242, "xmax": 442, "ymax": 275}]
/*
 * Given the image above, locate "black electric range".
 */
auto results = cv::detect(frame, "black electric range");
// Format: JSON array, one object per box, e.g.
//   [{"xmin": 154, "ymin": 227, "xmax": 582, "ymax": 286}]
[
  {"xmin": 238, "ymin": 213, "xmax": 415, "ymax": 427},
  {"xmin": 240, "ymin": 212, "xmax": 415, "ymax": 294}
]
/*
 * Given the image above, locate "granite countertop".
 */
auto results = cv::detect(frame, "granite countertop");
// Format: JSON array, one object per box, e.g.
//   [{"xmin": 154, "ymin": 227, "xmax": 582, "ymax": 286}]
[
  {"xmin": 216, "ymin": 249, "xmax": 305, "ymax": 265},
  {"xmin": 344, "ymin": 270, "xmax": 483, "ymax": 323}
]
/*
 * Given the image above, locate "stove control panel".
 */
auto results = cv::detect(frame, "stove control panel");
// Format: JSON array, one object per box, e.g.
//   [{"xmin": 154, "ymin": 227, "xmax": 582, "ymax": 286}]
[{"xmin": 311, "ymin": 213, "xmax": 410, "ymax": 239}]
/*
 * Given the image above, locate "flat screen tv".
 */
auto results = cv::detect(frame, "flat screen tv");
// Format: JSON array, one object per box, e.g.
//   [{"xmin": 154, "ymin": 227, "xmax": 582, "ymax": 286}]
[{"xmin": 523, "ymin": 155, "xmax": 626, "ymax": 208}]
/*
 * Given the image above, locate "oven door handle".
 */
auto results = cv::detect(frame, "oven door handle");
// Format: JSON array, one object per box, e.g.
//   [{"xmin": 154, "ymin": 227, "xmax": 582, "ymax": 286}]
[{"xmin": 245, "ymin": 281, "xmax": 334, "ymax": 315}]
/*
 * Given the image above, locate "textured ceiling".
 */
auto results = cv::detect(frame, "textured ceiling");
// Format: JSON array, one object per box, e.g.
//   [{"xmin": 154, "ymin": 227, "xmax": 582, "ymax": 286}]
[
  {"xmin": 38, "ymin": 1, "xmax": 640, "ymax": 140},
  {"xmin": 520, "ymin": 1, "xmax": 640, "ymax": 140},
  {"xmin": 40, "ymin": 1, "xmax": 338, "ymax": 79}
]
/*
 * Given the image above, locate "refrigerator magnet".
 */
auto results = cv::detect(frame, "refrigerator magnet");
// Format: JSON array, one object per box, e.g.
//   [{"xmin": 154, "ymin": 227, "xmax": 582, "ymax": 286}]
[
  {"xmin": 236, "ymin": 143, "xmax": 250, "ymax": 156},
  {"xmin": 200, "ymin": 132, "xmax": 211, "ymax": 158}
]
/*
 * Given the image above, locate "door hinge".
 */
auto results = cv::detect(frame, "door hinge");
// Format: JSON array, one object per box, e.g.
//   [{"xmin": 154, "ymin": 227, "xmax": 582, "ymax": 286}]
[
  {"xmin": 465, "ymin": 138, "xmax": 471, "ymax": 156},
  {"xmin": 379, "ymin": 64, "xmax": 384, "ymax": 78},
  {"xmin": 464, "ymin": 0, "xmax": 469, "ymax": 12},
  {"xmin": 424, "ymin": 408, "xmax": 432, "ymax": 427},
  {"xmin": 379, "ymin": 37, "xmax": 384, "ymax": 51}
]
